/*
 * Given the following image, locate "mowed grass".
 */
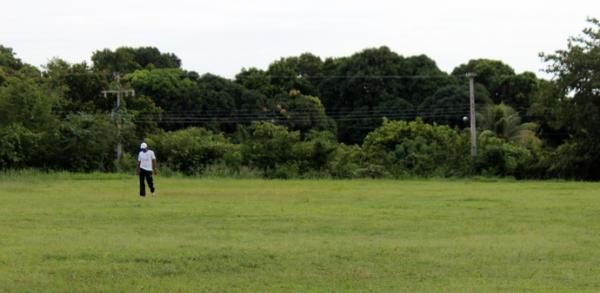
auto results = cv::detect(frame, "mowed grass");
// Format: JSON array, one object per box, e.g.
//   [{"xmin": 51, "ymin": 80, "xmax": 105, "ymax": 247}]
[{"xmin": 1, "ymin": 175, "xmax": 600, "ymax": 292}]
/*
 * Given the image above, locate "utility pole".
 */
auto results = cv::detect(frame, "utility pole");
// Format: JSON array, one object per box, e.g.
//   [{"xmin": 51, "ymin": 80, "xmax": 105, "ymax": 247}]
[
  {"xmin": 102, "ymin": 73, "xmax": 135, "ymax": 162},
  {"xmin": 466, "ymin": 73, "xmax": 477, "ymax": 158}
]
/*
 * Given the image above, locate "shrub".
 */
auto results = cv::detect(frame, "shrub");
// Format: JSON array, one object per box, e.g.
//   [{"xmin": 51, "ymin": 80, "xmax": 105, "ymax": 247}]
[
  {"xmin": 363, "ymin": 119, "xmax": 468, "ymax": 177},
  {"xmin": 269, "ymin": 163, "xmax": 300, "ymax": 179},
  {"xmin": 115, "ymin": 153, "xmax": 137, "ymax": 173},
  {"xmin": 292, "ymin": 131, "xmax": 338, "ymax": 174},
  {"xmin": 328, "ymin": 144, "xmax": 364, "ymax": 179},
  {"xmin": 241, "ymin": 122, "xmax": 300, "ymax": 174},
  {"xmin": 546, "ymin": 140, "xmax": 600, "ymax": 180},
  {"xmin": 0, "ymin": 124, "xmax": 40, "ymax": 169},
  {"xmin": 147, "ymin": 127, "xmax": 236, "ymax": 175},
  {"xmin": 43, "ymin": 114, "xmax": 120, "ymax": 172},
  {"xmin": 475, "ymin": 136, "xmax": 535, "ymax": 178}
]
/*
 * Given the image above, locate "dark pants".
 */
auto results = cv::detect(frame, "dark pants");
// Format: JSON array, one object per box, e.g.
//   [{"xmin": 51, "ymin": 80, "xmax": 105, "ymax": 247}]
[{"xmin": 139, "ymin": 169, "xmax": 155, "ymax": 196}]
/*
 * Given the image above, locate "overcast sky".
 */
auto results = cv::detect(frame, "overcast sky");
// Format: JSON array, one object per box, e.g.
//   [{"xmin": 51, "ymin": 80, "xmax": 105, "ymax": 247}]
[{"xmin": 2, "ymin": 0, "xmax": 598, "ymax": 78}]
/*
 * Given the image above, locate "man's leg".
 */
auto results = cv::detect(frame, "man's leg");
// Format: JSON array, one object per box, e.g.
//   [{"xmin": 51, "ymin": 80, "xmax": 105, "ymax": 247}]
[
  {"xmin": 147, "ymin": 171, "xmax": 155, "ymax": 195},
  {"xmin": 139, "ymin": 170, "xmax": 146, "ymax": 197}
]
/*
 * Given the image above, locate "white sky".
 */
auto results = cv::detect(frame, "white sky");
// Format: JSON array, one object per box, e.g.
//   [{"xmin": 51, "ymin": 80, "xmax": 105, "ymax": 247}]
[{"xmin": 1, "ymin": 0, "xmax": 597, "ymax": 78}]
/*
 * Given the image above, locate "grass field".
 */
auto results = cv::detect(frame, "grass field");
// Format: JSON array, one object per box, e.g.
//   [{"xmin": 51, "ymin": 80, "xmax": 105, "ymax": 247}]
[{"xmin": 1, "ymin": 174, "xmax": 600, "ymax": 292}]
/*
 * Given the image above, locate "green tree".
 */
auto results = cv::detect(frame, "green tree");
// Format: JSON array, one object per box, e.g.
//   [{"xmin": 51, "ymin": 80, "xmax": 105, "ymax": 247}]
[
  {"xmin": 362, "ymin": 119, "xmax": 468, "ymax": 177},
  {"xmin": 0, "ymin": 77, "xmax": 57, "ymax": 130},
  {"xmin": 267, "ymin": 53, "xmax": 324, "ymax": 96},
  {"xmin": 44, "ymin": 58, "xmax": 112, "ymax": 111},
  {"xmin": 235, "ymin": 67, "xmax": 278, "ymax": 98},
  {"xmin": 498, "ymin": 72, "xmax": 539, "ymax": 107},
  {"xmin": 475, "ymin": 135, "xmax": 536, "ymax": 178},
  {"xmin": 318, "ymin": 47, "xmax": 451, "ymax": 143},
  {"xmin": 452, "ymin": 59, "xmax": 540, "ymax": 108},
  {"xmin": 527, "ymin": 80, "xmax": 569, "ymax": 146},
  {"xmin": 0, "ymin": 124, "xmax": 40, "ymax": 169},
  {"xmin": 418, "ymin": 83, "xmax": 491, "ymax": 127},
  {"xmin": 128, "ymin": 68, "xmax": 200, "ymax": 113},
  {"xmin": 478, "ymin": 103, "xmax": 541, "ymax": 148},
  {"xmin": 43, "ymin": 114, "xmax": 120, "ymax": 171},
  {"xmin": 540, "ymin": 18, "xmax": 600, "ymax": 179},
  {"xmin": 196, "ymin": 74, "xmax": 271, "ymax": 132},
  {"xmin": 147, "ymin": 127, "xmax": 236, "ymax": 175},
  {"xmin": 92, "ymin": 47, "xmax": 180, "ymax": 73},
  {"xmin": 241, "ymin": 122, "xmax": 301, "ymax": 174},
  {"xmin": 0, "ymin": 45, "xmax": 41, "ymax": 81},
  {"xmin": 274, "ymin": 90, "xmax": 336, "ymax": 135},
  {"xmin": 452, "ymin": 59, "xmax": 515, "ymax": 102},
  {"xmin": 0, "ymin": 45, "xmax": 24, "ymax": 72}
]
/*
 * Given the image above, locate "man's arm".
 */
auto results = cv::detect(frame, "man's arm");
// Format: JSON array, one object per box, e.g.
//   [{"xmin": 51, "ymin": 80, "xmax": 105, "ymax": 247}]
[
  {"xmin": 152, "ymin": 159, "xmax": 157, "ymax": 174},
  {"xmin": 136, "ymin": 161, "xmax": 141, "ymax": 175}
]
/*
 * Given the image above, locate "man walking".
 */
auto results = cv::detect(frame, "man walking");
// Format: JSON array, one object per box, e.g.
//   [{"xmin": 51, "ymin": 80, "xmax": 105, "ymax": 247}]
[{"xmin": 137, "ymin": 142, "xmax": 157, "ymax": 197}]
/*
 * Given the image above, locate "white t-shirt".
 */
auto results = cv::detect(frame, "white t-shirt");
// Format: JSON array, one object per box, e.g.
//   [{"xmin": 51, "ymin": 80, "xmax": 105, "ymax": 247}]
[{"xmin": 138, "ymin": 150, "xmax": 156, "ymax": 171}]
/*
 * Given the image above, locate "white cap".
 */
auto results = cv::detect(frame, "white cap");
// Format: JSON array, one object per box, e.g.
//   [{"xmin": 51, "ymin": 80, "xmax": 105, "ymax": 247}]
[{"xmin": 140, "ymin": 142, "xmax": 148, "ymax": 149}]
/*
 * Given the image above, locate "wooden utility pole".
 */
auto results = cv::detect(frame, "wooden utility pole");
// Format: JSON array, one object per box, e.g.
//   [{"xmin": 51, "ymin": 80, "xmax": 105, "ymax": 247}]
[
  {"xmin": 466, "ymin": 73, "xmax": 477, "ymax": 158},
  {"xmin": 102, "ymin": 73, "xmax": 135, "ymax": 162}
]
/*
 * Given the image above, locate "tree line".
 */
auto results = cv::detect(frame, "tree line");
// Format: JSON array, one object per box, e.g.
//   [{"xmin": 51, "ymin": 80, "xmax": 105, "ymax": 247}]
[{"xmin": 1, "ymin": 19, "xmax": 599, "ymax": 179}]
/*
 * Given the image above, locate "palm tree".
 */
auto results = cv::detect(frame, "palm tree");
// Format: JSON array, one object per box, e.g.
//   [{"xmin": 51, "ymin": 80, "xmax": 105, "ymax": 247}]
[{"xmin": 478, "ymin": 103, "xmax": 541, "ymax": 147}]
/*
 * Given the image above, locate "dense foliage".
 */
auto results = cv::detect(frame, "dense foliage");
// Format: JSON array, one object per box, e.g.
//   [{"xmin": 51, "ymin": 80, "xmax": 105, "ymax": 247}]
[{"xmin": 1, "ymin": 19, "xmax": 599, "ymax": 179}]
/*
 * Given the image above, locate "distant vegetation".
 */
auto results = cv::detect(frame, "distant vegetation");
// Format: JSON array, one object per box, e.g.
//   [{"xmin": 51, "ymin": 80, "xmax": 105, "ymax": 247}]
[{"xmin": 1, "ymin": 18, "xmax": 599, "ymax": 179}]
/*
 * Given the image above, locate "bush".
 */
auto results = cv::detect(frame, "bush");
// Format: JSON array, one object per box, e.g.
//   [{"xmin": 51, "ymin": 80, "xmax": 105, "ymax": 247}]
[
  {"xmin": 0, "ymin": 77, "xmax": 57, "ymax": 130},
  {"xmin": 292, "ymin": 131, "xmax": 338, "ymax": 174},
  {"xmin": 115, "ymin": 153, "xmax": 137, "ymax": 174},
  {"xmin": 475, "ymin": 136, "xmax": 535, "ymax": 178},
  {"xmin": 0, "ymin": 124, "xmax": 40, "ymax": 169},
  {"xmin": 241, "ymin": 122, "xmax": 301, "ymax": 174},
  {"xmin": 269, "ymin": 163, "xmax": 301, "ymax": 179},
  {"xmin": 147, "ymin": 127, "xmax": 236, "ymax": 175},
  {"xmin": 43, "ymin": 114, "xmax": 120, "ymax": 172},
  {"xmin": 328, "ymin": 144, "xmax": 364, "ymax": 178},
  {"xmin": 363, "ymin": 119, "xmax": 468, "ymax": 177},
  {"xmin": 546, "ymin": 140, "xmax": 600, "ymax": 180}
]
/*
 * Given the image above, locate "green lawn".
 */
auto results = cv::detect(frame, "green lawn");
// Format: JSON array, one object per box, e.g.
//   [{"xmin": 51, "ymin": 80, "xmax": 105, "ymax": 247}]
[{"xmin": 1, "ymin": 174, "xmax": 600, "ymax": 292}]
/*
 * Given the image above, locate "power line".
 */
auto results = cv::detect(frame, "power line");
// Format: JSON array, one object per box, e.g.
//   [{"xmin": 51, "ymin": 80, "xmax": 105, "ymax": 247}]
[
  {"xmin": 52, "ymin": 107, "xmax": 560, "ymax": 124},
  {"xmin": 132, "ymin": 112, "xmax": 475, "ymax": 124},
  {"xmin": 132, "ymin": 107, "xmax": 472, "ymax": 116},
  {"xmin": 52, "ymin": 103, "xmax": 555, "ymax": 117},
  {"xmin": 268, "ymin": 75, "xmax": 452, "ymax": 79}
]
